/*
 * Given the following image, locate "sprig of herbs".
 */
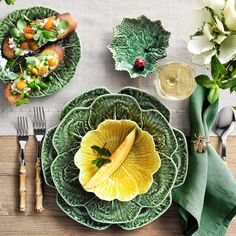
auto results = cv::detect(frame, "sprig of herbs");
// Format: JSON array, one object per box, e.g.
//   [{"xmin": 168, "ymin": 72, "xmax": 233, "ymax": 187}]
[
  {"xmin": 195, "ymin": 55, "xmax": 236, "ymax": 104},
  {"xmin": 91, "ymin": 145, "xmax": 112, "ymax": 168}
]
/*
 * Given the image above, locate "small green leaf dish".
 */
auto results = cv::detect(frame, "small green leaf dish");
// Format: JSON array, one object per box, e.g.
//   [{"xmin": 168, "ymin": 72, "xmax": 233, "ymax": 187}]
[{"xmin": 108, "ymin": 15, "xmax": 170, "ymax": 78}]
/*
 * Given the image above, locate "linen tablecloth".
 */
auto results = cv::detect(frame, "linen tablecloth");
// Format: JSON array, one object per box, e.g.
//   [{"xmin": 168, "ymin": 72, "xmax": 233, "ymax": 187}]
[{"xmin": 0, "ymin": 0, "xmax": 236, "ymax": 135}]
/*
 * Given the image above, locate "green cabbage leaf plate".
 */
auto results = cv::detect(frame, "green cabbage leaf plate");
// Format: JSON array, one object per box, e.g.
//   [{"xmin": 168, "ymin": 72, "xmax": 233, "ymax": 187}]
[
  {"xmin": 41, "ymin": 87, "xmax": 188, "ymax": 230},
  {"xmin": 0, "ymin": 6, "xmax": 81, "ymax": 97},
  {"xmin": 108, "ymin": 15, "xmax": 170, "ymax": 78}
]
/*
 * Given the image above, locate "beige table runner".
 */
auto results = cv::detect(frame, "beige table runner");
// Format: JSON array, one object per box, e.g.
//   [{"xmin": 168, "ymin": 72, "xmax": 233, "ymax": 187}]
[{"xmin": 0, "ymin": 0, "xmax": 235, "ymax": 135}]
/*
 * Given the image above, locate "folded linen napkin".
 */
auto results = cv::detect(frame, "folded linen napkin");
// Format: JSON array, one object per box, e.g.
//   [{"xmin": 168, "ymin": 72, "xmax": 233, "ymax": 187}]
[{"xmin": 172, "ymin": 85, "xmax": 236, "ymax": 236}]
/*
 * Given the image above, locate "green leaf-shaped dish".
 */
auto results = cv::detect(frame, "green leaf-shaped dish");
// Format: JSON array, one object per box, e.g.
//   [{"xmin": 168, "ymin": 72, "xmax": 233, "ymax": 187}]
[
  {"xmin": 51, "ymin": 94, "xmax": 178, "ymax": 224},
  {"xmin": 0, "ymin": 6, "xmax": 81, "ymax": 97},
  {"xmin": 41, "ymin": 87, "xmax": 188, "ymax": 229},
  {"xmin": 108, "ymin": 15, "xmax": 170, "ymax": 78},
  {"xmin": 56, "ymin": 194, "xmax": 111, "ymax": 230}
]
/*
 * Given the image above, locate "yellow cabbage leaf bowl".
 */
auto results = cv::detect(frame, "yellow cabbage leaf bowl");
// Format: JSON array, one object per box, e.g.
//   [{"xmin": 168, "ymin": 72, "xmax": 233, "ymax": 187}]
[{"xmin": 74, "ymin": 119, "xmax": 161, "ymax": 201}]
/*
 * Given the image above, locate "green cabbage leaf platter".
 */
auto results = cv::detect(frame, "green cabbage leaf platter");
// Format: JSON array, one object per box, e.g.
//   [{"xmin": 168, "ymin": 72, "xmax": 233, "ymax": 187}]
[
  {"xmin": 0, "ymin": 6, "xmax": 81, "ymax": 97},
  {"xmin": 41, "ymin": 87, "xmax": 188, "ymax": 230}
]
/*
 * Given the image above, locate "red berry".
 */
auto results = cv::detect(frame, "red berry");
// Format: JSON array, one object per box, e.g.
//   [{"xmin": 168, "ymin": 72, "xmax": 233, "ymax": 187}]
[{"xmin": 134, "ymin": 58, "xmax": 146, "ymax": 71}]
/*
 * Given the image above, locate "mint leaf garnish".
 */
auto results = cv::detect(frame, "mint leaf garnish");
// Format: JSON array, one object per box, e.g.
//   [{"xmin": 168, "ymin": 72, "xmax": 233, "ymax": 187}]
[
  {"xmin": 91, "ymin": 145, "xmax": 111, "ymax": 157},
  {"xmin": 211, "ymin": 55, "xmax": 227, "ymax": 82},
  {"xmin": 207, "ymin": 85, "xmax": 219, "ymax": 104},
  {"xmin": 195, "ymin": 75, "xmax": 214, "ymax": 89},
  {"xmin": 92, "ymin": 158, "xmax": 111, "ymax": 168}
]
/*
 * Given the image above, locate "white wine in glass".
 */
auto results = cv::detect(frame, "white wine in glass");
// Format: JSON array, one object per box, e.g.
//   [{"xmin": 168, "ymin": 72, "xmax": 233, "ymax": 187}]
[{"xmin": 154, "ymin": 62, "xmax": 196, "ymax": 100}]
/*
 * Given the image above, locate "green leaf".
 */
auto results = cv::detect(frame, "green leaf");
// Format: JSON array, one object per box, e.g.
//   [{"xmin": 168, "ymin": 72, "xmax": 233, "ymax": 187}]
[
  {"xmin": 6, "ymin": 71, "xmax": 18, "ymax": 80},
  {"xmin": 207, "ymin": 85, "xmax": 219, "ymax": 104},
  {"xmin": 91, "ymin": 158, "xmax": 112, "ymax": 168},
  {"xmin": 5, "ymin": 0, "xmax": 15, "ymax": 5},
  {"xmin": 38, "ymin": 81, "xmax": 49, "ymax": 89},
  {"xmin": 16, "ymin": 98, "xmax": 30, "ymax": 106},
  {"xmin": 58, "ymin": 20, "xmax": 69, "ymax": 30},
  {"xmin": 15, "ymin": 50, "xmax": 23, "ymax": 56},
  {"xmin": 211, "ymin": 55, "xmax": 227, "ymax": 82},
  {"xmin": 91, "ymin": 145, "xmax": 111, "ymax": 157},
  {"xmin": 33, "ymin": 30, "xmax": 42, "ymax": 41},
  {"xmin": 28, "ymin": 81, "xmax": 36, "ymax": 89},
  {"xmin": 218, "ymin": 78, "xmax": 236, "ymax": 89},
  {"xmin": 42, "ymin": 30, "xmax": 53, "ymax": 39},
  {"xmin": 195, "ymin": 75, "xmax": 214, "ymax": 89},
  {"xmin": 233, "ymin": 106, "xmax": 236, "ymax": 111},
  {"xmin": 10, "ymin": 28, "xmax": 20, "ymax": 37},
  {"xmin": 17, "ymin": 19, "xmax": 26, "ymax": 31},
  {"xmin": 25, "ymin": 57, "xmax": 37, "ymax": 67}
]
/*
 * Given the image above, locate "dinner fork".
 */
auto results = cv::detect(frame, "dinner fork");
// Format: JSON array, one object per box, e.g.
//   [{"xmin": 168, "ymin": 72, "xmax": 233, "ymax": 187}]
[
  {"xmin": 33, "ymin": 107, "xmax": 46, "ymax": 212},
  {"xmin": 17, "ymin": 116, "xmax": 29, "ymax": 212}
]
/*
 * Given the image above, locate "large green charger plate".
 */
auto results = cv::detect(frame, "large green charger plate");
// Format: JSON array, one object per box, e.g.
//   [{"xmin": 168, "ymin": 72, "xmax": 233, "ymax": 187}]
[
  {"xmin": 0, "ymin": 6, "xmax": 81, "ymax": 96},
  {"xmin": 41, "ymin": 87, "xmax": 188, "ymax": 230}
]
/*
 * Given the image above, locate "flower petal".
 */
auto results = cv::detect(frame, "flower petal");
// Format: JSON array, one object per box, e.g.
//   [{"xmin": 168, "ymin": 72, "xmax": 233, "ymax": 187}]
[
  {"xmin": 192, "ymin": 49, "xmax": 216, "ymax": 65},
  {"xmin": 188, "ymin": 35, "xmax": 215, "ymax": 54},
  {"xmin": 215, "ymin": 34, "xmax": 227, "ymax": 44},
  {"xmin": 219, "ymin": 35, "xmax": 236, "ymax": 64},
  {"xmin": 223, "ymin": 0, "xmax": 236, "ymax": 31},
  {"xmin": 203, "ymin": 23, "xmax": 214, "ymax": 40},
  {"xmin": 214, "ymin": 15, "xmax": 226, "ymax": 33},
  {"xmin": 198, "ymin": 0, "xmax": 225, "ymax": 14}
]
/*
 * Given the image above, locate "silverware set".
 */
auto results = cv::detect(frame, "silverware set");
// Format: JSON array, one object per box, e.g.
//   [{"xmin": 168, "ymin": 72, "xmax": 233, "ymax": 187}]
[{"xmin": 17, "ymin": 107, "xmax": 46, "ymax": 212}]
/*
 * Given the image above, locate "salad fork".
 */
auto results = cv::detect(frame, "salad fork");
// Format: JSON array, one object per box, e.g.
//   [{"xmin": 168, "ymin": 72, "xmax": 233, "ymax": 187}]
[
  {"xmin": 17, "ymin": 116, "xmax": 28, "ymax": 212},
  {"xmin": 33, "ymin": 107, "xmax": 46, "ymax": 212}
]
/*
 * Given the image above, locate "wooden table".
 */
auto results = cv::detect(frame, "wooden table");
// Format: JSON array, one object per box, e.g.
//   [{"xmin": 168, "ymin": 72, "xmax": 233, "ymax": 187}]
[{"xmin": 0, "ymin": 136, "xmax": 235, "ymax": 236}]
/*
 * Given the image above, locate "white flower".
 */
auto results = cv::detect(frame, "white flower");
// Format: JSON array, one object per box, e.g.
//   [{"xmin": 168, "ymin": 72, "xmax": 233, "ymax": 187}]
[
  {"xmin": 219, "ymin": 35, "xmax": 236, "ymax": 63},
  {"xmin": 186, "ymin": 0, "xmax": 236, "ymax": 65},
  {"xmin": 224, "ymin": 0, "xmax": 236, "ymax": 31}
]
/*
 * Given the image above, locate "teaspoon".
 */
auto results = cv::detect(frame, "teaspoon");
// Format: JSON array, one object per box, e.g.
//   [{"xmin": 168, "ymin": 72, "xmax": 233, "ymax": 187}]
[{"xmin": 213, "ymin": 107, "xmax": 236, "ymax": 163}]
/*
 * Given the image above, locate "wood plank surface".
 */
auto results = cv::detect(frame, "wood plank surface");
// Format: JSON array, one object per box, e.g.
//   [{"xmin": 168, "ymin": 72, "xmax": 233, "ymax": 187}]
[{"xmin": 0, "ymin": 136, "xmax": 235, "ymax": 236}]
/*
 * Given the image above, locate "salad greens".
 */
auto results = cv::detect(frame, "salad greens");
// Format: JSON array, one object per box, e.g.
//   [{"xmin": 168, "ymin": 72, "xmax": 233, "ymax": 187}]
[
  {"xmin": 9, "ymin": 16, "xmax": 69, "ymax": 57},
  {"xmin": 7, "ymin": 52, "xmax": 57, "ymax": 106}
]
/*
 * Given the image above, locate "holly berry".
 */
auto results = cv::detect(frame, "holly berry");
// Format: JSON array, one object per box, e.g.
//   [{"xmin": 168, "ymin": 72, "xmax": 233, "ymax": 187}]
[{"xmin": 134, "ymin": 57, "xmax": 146, "ymax": 71}]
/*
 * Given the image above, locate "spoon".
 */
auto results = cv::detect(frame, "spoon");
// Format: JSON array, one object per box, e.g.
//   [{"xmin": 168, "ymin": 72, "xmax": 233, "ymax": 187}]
[{"xmin": 214, "ymin": 107, "xmax": 236, "ymax": 163}]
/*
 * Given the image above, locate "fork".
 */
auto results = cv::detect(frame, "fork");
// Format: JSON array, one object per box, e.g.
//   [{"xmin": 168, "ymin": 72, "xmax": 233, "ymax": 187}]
[
  {"xmin": 17, "ymin": 116, "xmax": 29, "ymax": 212},
  {"xmin": 33, "ymin": 107, "xmax": 46, "ymax": 212}
]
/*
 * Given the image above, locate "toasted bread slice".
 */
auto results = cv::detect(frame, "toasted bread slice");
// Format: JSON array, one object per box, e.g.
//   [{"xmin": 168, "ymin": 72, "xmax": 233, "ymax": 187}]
[
  {"xmin": 4, "ymin": 45, "xmax": 65, "ymax": 105},
  {"xmin": 4, "ymin": 82, "xmax": 22, "ymax": 104},
  {"xmin": 41, "ymin": 44, "xmax": 65, "ymax": 67},
  {"xmin": 2, "ymin": 13, "xmax": 77, "ymax": 59},
  {"xmin": 2, "ymin": 37, "xmax": 16, "ymax": 59}
]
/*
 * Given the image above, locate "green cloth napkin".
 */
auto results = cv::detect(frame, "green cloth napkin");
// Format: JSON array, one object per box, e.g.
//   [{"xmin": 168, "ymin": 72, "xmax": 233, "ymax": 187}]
[{"xmin": 172, "ymin": 85, "xmax": 236, "ymax": 236}]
